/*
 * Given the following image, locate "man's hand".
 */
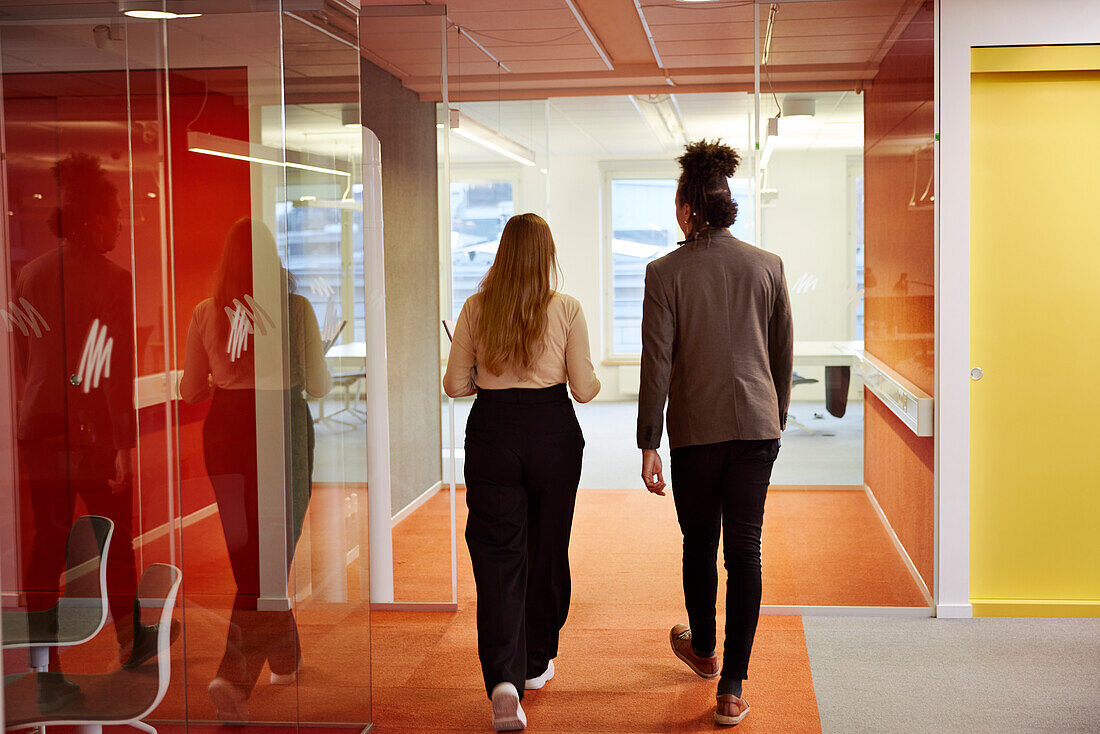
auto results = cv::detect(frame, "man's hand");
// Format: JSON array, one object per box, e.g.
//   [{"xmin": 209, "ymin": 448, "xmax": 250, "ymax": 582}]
[
  {"xmin": 114, "ymin": 448, "xmax": 134, "ymax": 486},
  {"xmin": 641, "ymin": 449, "xmax": 666, "ymax": 496}
]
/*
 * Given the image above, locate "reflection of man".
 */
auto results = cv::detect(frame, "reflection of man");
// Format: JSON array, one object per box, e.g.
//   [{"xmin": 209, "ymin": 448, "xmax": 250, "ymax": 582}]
[{"xmin": 12, "ymin": 153, "xmax": 144, "ymax": 709}]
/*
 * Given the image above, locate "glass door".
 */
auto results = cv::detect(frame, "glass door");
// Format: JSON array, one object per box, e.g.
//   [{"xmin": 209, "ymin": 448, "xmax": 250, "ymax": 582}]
[{"xmin": 1, "ymin": 3, "xmax": 372, "ymax": 730}]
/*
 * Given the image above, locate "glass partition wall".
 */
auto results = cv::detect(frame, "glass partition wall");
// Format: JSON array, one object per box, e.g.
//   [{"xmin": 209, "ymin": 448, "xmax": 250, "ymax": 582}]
[{"xmin": 0, "ymin": 2, "xmax": 371, "ymax": 730}]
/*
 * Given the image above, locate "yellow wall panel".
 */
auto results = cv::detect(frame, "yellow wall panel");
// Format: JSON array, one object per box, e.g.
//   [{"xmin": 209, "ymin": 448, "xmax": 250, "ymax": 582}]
[{"xmin": 970, "ymin": 47, "xmax": 1100, "ymax": 616}]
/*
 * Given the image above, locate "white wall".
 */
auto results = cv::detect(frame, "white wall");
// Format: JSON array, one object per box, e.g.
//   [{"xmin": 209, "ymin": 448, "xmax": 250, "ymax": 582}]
[
  {"xmin": 545, "ymin": 155, "xmax": 618, "ymax": 397},
  {"xmin": 763, "ymin": 148, "xmax": 862, "ymax": 402},
  {"xmin": 763, "ymin": 149, "xmax": 857, "ymax": 343},
  {"xmin": 936, "ymin": 0, "xmax": 1100, "ymax": 618},
  {"xmin": 543, "ymin": 148, "xmax": 861, "ymax": 403}
]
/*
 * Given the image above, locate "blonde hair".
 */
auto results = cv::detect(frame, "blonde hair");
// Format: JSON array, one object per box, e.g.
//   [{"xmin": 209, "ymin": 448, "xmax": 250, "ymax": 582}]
[{"xmin": 475, "ymin": 213, "xmax": 561, "ymax": 376}]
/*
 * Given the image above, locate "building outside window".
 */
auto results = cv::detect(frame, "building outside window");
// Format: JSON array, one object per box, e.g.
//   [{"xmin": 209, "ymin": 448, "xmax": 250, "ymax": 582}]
[{"xmin": 450, "ymin": 180, "xmax": 514, "ymax": 318}]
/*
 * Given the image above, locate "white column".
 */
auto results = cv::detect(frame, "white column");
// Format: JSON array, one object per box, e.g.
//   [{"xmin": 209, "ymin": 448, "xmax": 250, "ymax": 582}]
[{"xmin": 362, "ymin": 129, "xmax": 394, "ymax": 604}]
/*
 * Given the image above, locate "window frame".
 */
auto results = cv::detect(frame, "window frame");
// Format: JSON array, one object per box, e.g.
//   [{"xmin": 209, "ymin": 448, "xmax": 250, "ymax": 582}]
[{"xmin": 599, "ymin": 161, "xmax": 680, "ymax": 362}]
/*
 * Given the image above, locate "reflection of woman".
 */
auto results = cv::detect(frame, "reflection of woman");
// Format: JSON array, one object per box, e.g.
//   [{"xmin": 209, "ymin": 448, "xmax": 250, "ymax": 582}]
[
  {"xmin": 637, "ymin": 140, "xmax": 793, "ymax": 727},
  {"xmin": 444, "ymin": 213, "xmax": 600, "ymax": 732},
  {"xmin": 180, "ymin": 218, "xmax": 330, "ymax": 720}
]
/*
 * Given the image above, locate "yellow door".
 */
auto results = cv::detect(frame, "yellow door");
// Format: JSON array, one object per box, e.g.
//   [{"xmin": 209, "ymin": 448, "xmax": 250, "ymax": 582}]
[{"xmin": 970, "ymin": 46, "xmax": 1100, "ymax": 617}]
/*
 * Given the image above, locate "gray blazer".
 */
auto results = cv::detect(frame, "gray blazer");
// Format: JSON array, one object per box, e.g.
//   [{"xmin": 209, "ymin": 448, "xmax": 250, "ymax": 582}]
[{"xmin": 637, "ymin": 229, "xmax": 794, "ymax": 450}]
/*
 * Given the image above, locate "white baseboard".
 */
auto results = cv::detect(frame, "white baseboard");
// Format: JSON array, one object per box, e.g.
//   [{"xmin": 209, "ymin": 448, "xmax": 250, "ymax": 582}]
[
  {"xmin": 863, "ymin": 484, "xmax": 934, "ymax": 608},
  {"xmin": 936, "ymin": 602, "xmax": 974, "ymax": 618},
  {"xmin": 391, "ymin": 481, "xmax": 443, "ymax": 527},
  {"xmin": 134, "ymin": 502, "xmax": 219, "ymax": 548}
]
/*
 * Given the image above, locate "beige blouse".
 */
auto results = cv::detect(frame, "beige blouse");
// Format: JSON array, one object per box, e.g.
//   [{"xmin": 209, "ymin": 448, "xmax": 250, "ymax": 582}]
[
  {"xmin": 443, "ymin": 292, "xmax": 601, "ymax": 403},
  {"xmin": 180, "ymin": 293, "xmax": 332, "ymax": 403}
]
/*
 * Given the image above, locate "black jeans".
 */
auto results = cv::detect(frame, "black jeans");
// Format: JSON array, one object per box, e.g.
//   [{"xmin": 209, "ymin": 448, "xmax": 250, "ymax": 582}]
[
  {"xmin": 669, "ymin": 438, "xmax": 779, "ymax": 681},
  {"xmin": 464, "ymin": 384, "xmax": 583, "ymax": 699}
]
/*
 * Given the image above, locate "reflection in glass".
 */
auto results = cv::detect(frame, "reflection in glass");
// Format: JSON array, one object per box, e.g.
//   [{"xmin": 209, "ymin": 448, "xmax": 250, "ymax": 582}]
[
  {"xmin": 180, "ymin": 219, "xmax": 331, "ymax": 721},
  {"xmin": 11, "ymin": 154, "xmax": 154, "ymax": 694}
]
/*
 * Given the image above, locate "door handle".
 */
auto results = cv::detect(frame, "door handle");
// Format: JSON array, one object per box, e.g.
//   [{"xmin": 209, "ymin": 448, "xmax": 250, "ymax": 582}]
[{"xmin": 970, "ymin": 367, "xmax": 983, "ymax": 381}]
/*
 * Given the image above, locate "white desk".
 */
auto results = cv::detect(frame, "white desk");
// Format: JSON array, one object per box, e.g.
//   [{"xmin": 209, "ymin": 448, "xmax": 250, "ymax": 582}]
[
  {"xmin": 326, "ymin": 341, "xmax": 366, "ymax": 360},
  {"xmin": 321, "ymin": 341, "xmax": 367, "ymax": 425},
  {"xmin": 793, "ymin": 340, "xmax": 863, "ymax": 367}
]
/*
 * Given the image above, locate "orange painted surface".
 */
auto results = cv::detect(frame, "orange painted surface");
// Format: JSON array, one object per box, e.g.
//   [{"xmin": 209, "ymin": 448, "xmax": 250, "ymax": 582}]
[
  {"xmin": 865, "ymin": 392, "xmax": 935, "ymax": 591},
  {"xmin": 862, "ymin": 1, "xmax": 935, "ymax": 594}
]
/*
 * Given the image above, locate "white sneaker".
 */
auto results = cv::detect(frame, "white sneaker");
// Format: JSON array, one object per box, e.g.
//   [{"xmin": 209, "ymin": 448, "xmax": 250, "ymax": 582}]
[
  {"xmin": 524, "ymin": 659, "xmax": 555, "ymax": 690},
  {"xmin": 270, "ymin": 653, "xmax": 302, "ymax": 685},
  {"xmin": 490, "ymin": 681, "xmax": 527, "ymax": 731},
  {"xmin": 208, "ymin": 678, "xmax": 249, "ymax": 721},
  {"xmin": 269, "ymin": 669, "xmax": 297, "ymax": 685}
]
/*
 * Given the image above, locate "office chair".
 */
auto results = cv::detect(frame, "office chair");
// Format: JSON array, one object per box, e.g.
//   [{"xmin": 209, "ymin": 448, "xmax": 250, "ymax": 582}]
[
  {"xmin": 786, "ymin": 371, "xmax": 820, "ymax": 434},
  {"xmin": 3, "ymin": 563, "xmax": 183, "ymax": 734},
  {"xmin": 1, "ymin": 516, "xmax": 114, "ymax": 673}
]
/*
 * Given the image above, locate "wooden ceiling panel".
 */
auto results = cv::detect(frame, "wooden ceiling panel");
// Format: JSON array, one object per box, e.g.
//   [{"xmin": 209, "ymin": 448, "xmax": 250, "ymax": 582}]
[{"xmin": 357, "ymin": 0, "xmax": 925, "ymax": 101}]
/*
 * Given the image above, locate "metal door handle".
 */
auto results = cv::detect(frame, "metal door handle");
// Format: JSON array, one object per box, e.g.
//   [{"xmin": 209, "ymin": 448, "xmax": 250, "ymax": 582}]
[{"xmin": 970, "ymin": 367, "xmax": 983, "ymax": 381}]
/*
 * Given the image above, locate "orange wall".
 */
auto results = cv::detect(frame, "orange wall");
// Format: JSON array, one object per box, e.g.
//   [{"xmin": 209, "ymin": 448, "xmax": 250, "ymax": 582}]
[{"xmin": 863, "ymin": 2, "xmax": 935, "ymax": 591}]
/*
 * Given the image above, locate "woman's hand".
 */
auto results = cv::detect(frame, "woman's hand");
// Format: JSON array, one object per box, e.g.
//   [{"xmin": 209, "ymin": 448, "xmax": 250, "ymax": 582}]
[{"xmin": 641, "ymin": 449, "xmax": 666, "ymax": 496}]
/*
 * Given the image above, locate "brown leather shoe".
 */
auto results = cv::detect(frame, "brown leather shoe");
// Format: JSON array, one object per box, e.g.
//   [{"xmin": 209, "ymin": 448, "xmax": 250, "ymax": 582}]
[
  {"xmin": 669, "ymin": 624, "xmax": 719, "ymax": 679},
  {"xmin": 715, "ymin": 693, "xmax": 750, "ymax": 726}
]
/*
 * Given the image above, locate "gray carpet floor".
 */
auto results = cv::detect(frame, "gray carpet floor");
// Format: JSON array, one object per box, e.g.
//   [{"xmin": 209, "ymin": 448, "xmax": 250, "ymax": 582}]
[{"xmin": 802, "ymin": 616, "xmax": 1100, "ymax": 733}]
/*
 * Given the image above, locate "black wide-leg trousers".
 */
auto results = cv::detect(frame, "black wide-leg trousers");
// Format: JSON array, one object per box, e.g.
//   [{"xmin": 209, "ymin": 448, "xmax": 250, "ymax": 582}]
[
  {"xmin": 670, "ymin": 438, "xmax": 779, "ymax": 681},
  {"xmin": 463, "ymin": 384, "xmax": 583, "ymax": 699}
]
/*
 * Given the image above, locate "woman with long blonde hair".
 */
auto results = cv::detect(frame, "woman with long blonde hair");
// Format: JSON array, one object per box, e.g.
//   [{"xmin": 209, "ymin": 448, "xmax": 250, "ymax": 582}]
[{"xmin": 444, "ymin": 213, "xmax": 599, "ymax": 731}]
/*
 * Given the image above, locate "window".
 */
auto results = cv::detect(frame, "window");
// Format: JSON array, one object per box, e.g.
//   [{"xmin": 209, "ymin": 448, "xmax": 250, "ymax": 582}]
[
  {"xmin": 607, "ymin": 175, "xmax": 755, "ymax": 356},
  {"xmin": 450, "ymin": 180, "xmax": 514, "ymax": 318},
  {"xmin": 279, "ymin": 181, "xmax": 365, "ymax": 343}
]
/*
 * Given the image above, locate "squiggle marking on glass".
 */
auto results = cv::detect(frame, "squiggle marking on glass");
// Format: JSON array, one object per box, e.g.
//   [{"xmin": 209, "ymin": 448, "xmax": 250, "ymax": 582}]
[
  {"xmin": 224, "ymin": 295, "xmax": 274, "ymax": 362},
  {"xmin": 792, "ymin": 272, "xmax": 820, "ymax": 295},
  {"xmin": 1, "ymin": 298, "xmax": 50, "ymax": 337},
  {"xmin": 76, "ymin": 319, "xmax": 112, "ymax": 393},
  {"xmin": 310, "ymin": 276, "xmax": 334, "ymax": 297}
]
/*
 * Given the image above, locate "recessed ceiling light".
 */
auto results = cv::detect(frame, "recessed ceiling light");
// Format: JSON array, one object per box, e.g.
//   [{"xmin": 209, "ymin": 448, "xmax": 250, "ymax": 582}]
[{"xmin": 119, "ymin": 1, "xmax": 202, "ymax": 19}]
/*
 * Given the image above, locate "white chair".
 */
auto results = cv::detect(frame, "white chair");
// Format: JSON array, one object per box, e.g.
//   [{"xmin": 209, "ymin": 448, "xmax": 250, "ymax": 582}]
[
  {"xmin": 3, "ymin": 563, "xmax": 183, "ymax": 734},
  {"xmin": 1, "ymin": 515, "xmax": 114, "ymax": 672}
]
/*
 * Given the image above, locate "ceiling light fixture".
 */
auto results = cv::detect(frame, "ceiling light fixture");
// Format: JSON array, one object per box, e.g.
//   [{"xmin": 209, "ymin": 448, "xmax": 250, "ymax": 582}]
[
  {"xmin": 341, "ymin": 107, "xmax": 362, "ymax": 129},
  {"xmin": 187, "ymin": 132, "xmax": 351, "ymax": 178},
  {"xmin": 630, "ymin": 94, "xmax": 689, "ymax": 152},
  {"xmin": 119, "ymin": 2, "xmax": 201, "ymax": 19},
  {"xmin": 447, "ymin": 109, "xmax": 536, "ymax": 167},
  {"xmin": 782, "ymin": 98, "xmax": 815, "ymax": 119},
  {"xmin": 759, "ymin": 116, "xmax": 779, "ymax": 170}
]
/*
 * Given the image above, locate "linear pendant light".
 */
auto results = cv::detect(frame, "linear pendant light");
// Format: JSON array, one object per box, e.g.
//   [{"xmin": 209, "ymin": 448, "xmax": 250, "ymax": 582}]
[
  {"xmin": 447, "ymin": 109, "xmax": 536, "ymax": 167},
  {"xmin": 759, "ymin": 116, "xmax": 779, "ymax": 170},
  {"xmin": 187, "ymin": 131, "xmax": 351, "ymax": 177}
]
